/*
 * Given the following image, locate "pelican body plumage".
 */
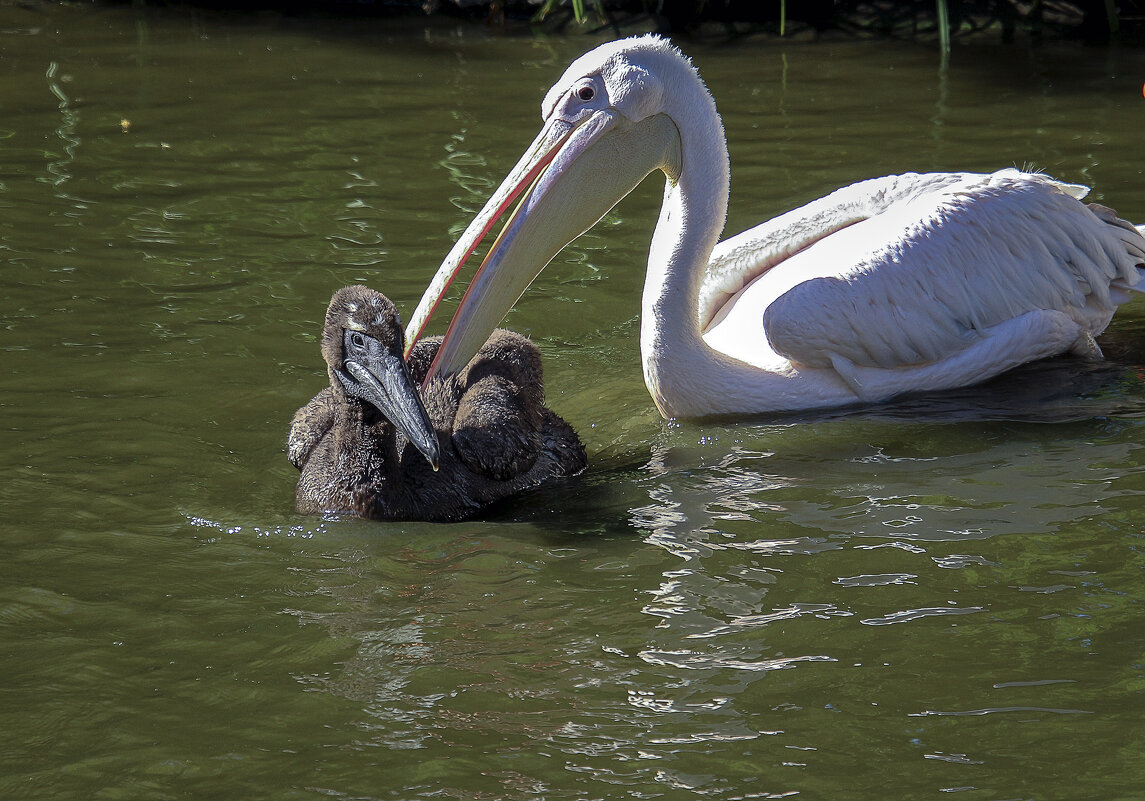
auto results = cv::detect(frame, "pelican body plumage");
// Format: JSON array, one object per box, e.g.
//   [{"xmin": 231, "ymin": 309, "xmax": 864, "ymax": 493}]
[
  {"xmin": 289, "ymin": 285, "xmax": 586, "ymax": 522},
  {"xmin": 404, "ymin": 35, "xmax": 1145, "ymax": 419}
]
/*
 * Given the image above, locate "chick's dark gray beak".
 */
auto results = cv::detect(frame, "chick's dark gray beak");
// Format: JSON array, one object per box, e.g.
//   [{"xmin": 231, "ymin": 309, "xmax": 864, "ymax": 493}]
[{"xmin": 336, "ymin": 336, "xmax": 440, "ymax": 471}]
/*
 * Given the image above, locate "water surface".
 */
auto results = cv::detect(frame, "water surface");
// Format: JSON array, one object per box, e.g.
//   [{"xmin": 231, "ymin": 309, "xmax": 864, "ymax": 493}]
[{"xmin": 3, "ymin": 4, "xmax": 1145, "ymax": 799}]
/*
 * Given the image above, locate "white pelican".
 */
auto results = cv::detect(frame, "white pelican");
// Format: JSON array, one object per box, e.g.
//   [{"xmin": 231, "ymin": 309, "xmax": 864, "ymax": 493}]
[{"xmin": 404, "ymin": 35, "xmax": 1145, "ymax": 418}]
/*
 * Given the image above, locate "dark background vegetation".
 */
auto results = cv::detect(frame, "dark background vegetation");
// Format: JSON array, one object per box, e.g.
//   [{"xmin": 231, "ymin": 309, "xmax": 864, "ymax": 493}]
[{"xmin": 104, "ymin": 0, "xmax": 1145, "ymax": 44}]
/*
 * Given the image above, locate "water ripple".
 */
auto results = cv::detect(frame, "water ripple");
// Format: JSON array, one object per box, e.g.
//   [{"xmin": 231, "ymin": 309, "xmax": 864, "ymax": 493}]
[
  {"xmin": 910, "ymin": 706, "xmax": 1093, "ymax": 717},
  {"xmin": 924, "ymin": 752, "xmax": 985, "ymax": 764},
  {"xmin": 648, "ymin": 730, "xmax": 769, "ymax": 745},
  {"xmin": 860, "ymin": 606, "xmax": 985, "ymax": 626},
  {"xmin": 685, "ymin": 604, "xmax": 851, "ymax": 639},
  {"xmin": 638, "ymin": 650, "xmax": 836, "ymax": 672},
  {"xmin": 834, "ymin": 573, "xmax": 918, "ymax": 587},
  {"xmin": 932, "ymin": 554, "xmax": 995, "ymax": 569}
]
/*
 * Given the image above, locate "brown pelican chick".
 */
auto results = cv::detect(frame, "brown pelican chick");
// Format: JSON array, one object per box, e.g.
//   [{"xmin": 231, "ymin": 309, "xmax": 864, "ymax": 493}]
[{"xmin": 288, "ymin": 285, "xmax": 587, "ymax": 522}]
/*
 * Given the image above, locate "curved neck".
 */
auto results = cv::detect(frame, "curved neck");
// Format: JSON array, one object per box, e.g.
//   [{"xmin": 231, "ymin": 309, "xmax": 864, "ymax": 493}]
[{"xmin": 639, "ymin": 93, "xmax": 731, "ymax": 418}]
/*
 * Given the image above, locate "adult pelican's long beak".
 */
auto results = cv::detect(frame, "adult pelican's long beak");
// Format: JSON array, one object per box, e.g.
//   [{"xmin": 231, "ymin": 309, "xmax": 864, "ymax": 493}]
[{"xmin": 404, "ymin": 109, "xmax": 680, "ymax": 384}]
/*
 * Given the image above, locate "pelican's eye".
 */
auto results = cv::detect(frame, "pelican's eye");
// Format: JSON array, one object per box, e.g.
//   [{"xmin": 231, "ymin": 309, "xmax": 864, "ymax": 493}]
[
  {"xmin": 349, "ymin": 332, "xmax": 366, "ymax": 349},
  {"xmin": 574, "ymin": 82, "xmax": 595, "ymax": 102}
]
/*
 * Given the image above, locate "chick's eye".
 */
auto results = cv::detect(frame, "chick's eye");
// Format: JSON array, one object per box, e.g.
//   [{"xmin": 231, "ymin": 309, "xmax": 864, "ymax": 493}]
[
  {"xmin": 350, "ymin": 332, "xmax": 365, "ymax": 348},
  {"xmin": 576, "ymin": 84, "xmax": 594, "ymax": 102}
]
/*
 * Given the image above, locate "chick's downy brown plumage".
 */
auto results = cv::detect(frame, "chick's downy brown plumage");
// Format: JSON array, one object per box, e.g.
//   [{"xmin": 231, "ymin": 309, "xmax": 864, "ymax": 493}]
[{"xmin": 288, "ymin": 285, "xmax": 586, "ymax": 522}]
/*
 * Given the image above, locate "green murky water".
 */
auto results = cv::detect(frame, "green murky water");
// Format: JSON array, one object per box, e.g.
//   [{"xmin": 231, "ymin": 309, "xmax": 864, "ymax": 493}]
[{"xmin": 4, "ymin": 3, "xmax": 1145, "ymax": 799}]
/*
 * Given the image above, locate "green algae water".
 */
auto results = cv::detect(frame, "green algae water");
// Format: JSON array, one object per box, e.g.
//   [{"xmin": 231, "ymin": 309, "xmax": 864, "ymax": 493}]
[{"xmin": 4, "ymin": 3, "xmax": 1145, "ymax": 799}]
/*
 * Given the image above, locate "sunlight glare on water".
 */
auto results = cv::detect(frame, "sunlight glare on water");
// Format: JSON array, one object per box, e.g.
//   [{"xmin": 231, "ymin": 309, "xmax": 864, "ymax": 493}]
[{"xmin": 2, "ymin": 3, "xmax": 1145, "ymax": 799}]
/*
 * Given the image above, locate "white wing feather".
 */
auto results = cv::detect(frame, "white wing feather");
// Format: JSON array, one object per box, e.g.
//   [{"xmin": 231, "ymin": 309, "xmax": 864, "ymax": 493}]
[{"xmin": 702, "ymin": 171, "xmax": 1145, "ymax": 375}]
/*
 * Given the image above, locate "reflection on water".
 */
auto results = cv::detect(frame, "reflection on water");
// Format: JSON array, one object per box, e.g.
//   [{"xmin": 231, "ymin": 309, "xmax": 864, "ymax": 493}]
[{"xmin": 4, "ymin": 2, "xmax": 1145, "ymax": 799}]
